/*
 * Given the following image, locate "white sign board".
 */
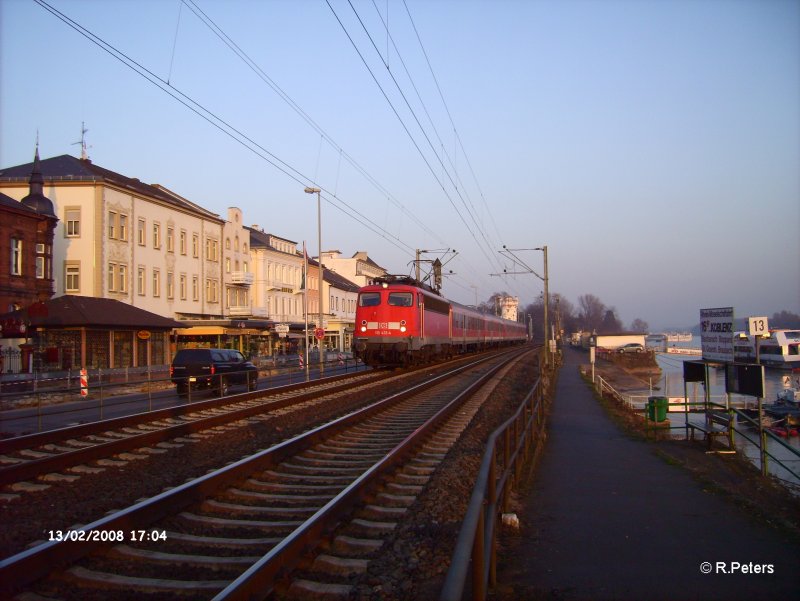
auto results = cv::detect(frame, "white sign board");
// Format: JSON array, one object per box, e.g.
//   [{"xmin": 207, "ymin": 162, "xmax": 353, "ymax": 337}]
[
  {"xmin": 275, "ymin": 324, "xmax": 290, "ymax": 334},
  {"xmin": 700, "ymin": 307, "xmax": 734, "ymax": 363},
  {"xmin": 748, "ymin": 316, "xmax": 769, "ymax": 337}
]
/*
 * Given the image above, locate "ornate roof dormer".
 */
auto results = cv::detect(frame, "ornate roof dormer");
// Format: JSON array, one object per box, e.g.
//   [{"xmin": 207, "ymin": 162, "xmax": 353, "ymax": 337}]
[{"xmin": 20, "ymin": 144, "xmax": 56, "ymax": 218}]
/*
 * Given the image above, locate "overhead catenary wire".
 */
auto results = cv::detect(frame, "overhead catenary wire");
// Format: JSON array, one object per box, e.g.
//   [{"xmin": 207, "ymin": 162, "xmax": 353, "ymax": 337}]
[
  {"xmin": 34, "ymin": 0, "xmax": 532, "ymax": 307},
  {"xmin": 32, "ymin": 0, "xmax": 415, "ymax": 256},
  {"xmin": 372, "ymin": 0, "xmax": 505, "ymax": 262},
  {"xmin": 401, "ymin": 0, "xmax": 505, "ymax": 248},
  {"xmin": 336, "ymin": 0, "xmax": 527, "ymax": 302},
  {"xmin": 181, "ymin": 0, "xmax": 445, "ymax": 248},
  {"xmin": 340, "ymin": 0, "xmax": 503, "ymax": 277}
]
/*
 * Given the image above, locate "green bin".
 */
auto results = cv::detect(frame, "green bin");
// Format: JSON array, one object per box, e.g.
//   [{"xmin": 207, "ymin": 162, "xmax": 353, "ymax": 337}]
[{"xmin": 647, "ymin": 396, "xmax": 668, "ymax": 422}]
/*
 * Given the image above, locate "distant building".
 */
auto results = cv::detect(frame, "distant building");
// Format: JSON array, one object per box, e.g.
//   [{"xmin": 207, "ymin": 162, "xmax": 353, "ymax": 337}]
[{"xmin": 321, "ymin": 250, "xmax": 387, "ymax": 287}]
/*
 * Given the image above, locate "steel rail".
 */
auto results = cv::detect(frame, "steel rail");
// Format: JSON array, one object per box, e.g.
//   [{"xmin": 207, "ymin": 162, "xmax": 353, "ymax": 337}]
[
  {"xmin": 0, "ymin": 371, "xmax": 386, "ymax": 486},
  {"xmin": 0, "ymin": 353, "xmax": 509, "ymax": 596},
  {"xmin": 211, "ymin": 351, "xmax": 520, "ymax": 600}
]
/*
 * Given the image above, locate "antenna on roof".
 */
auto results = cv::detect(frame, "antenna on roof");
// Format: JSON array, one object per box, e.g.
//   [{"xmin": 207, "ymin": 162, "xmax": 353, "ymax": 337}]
[{"xmin": 72, "ymin": 122, "xmax": 90, "ymax": 160}]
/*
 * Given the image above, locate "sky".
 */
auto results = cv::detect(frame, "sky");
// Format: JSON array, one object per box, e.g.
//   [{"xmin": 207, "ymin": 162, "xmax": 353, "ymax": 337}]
[{"xmin": 2, "ymin": 0, "xmax": 798, "ymax": 331}]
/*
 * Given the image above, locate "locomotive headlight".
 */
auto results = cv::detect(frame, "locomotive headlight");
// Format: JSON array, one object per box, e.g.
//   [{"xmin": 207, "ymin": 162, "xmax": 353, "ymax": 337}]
[
  {"xmin": 400, "ymin": 326, "xmax": 407, "ymax": 333},
  {"xmin": 360, "ymin": 326, "xmax": 367, "ymax": 332}
]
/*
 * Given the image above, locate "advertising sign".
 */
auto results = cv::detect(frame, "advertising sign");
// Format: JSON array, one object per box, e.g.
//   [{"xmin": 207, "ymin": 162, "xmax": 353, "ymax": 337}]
[{"xmin": 700, "ymin": 307, "xmax": 734, "ymax": 363}]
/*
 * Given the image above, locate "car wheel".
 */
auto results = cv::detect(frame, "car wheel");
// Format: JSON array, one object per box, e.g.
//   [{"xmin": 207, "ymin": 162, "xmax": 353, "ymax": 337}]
[{"xmin": 248, "ymin": 373, "xmax": 258, "ymax": 391}]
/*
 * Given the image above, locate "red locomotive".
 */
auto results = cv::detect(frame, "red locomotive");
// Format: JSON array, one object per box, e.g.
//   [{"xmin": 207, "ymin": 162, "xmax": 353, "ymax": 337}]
[{"xmin": 353, "ymin": 276, "xmax": 529, "ymax": 366}]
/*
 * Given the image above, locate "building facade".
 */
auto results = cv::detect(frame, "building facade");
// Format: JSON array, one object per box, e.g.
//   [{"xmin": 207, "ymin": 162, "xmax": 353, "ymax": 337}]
[
  {"xmin": 321, "ymin": 250, "xmax": 387, "ymax": 287},
  {"xmin": 0, "ymin": 150, "xmax": 58, "ymax": 315}
]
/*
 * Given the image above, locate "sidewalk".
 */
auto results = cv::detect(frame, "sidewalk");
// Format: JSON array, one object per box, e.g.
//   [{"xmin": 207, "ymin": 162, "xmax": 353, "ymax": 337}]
[{"xmin": 494, "ymin": 347, "xmax": 800, "ymax": 601}]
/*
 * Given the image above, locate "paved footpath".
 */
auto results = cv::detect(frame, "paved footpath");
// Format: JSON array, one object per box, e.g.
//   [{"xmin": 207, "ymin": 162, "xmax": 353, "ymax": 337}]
[{"xmin": 495, "ymin": 347, "xmax": 800, "ymax": 601}]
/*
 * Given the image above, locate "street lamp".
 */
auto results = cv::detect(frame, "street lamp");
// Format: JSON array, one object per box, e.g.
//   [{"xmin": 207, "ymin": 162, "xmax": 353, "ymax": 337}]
[{"xmin": 305, "ymin": 186, "xmax": 324, "ymax": 373}]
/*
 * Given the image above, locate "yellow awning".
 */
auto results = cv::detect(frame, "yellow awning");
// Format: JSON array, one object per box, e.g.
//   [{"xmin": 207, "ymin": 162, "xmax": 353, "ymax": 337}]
[{"xmin": 175, "ymin": 326, "xmax": 226, "ymax": 336}]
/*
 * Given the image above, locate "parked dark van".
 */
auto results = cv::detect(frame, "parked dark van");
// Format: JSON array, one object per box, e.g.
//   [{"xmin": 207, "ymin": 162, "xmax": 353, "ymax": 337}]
[{"xmin": 170, "ymin": 348, "xmax": 258, "ymax": 396}]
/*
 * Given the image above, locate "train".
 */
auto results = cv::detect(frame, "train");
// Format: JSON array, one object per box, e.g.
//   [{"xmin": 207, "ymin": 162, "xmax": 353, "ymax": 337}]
[{"xmin": 352, "ymin": 276, "xmax": 529, "ymax": 366}]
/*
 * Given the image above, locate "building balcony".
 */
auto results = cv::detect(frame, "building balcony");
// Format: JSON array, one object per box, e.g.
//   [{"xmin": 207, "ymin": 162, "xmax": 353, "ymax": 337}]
[{"xmin": 230, "ymin": 271, "xmax": 254, "ymax": 286}]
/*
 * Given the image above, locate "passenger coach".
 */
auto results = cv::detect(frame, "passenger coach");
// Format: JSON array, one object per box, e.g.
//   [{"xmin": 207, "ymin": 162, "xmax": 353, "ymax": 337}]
[{"xmin": 353, "ymin": 276, "xmax": 527, "ymax": 366}]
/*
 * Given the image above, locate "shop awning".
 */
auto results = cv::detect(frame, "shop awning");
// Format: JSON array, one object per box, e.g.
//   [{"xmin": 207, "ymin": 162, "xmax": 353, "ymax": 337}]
[{"xmin": 175, "ymin": 326, "xmax": 225, "ymax": 336}]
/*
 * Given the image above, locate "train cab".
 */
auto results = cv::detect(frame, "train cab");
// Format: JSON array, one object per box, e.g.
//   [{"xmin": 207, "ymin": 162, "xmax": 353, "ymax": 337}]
[{"xmin": 354, "ymin": 281, "xmax": 421, "ymax": 365}]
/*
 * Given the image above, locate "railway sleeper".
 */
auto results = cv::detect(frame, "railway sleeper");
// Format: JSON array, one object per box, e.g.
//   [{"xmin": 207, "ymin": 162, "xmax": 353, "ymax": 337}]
[{"xmin": 60, "ymin": 565, "xmax": 229, "ymax": 595}]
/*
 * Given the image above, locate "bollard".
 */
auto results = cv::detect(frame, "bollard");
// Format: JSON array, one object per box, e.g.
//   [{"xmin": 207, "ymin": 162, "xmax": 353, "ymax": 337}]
[{"xmin": 80, "ymin": 368, "xmax": 88, "ymax": 398}]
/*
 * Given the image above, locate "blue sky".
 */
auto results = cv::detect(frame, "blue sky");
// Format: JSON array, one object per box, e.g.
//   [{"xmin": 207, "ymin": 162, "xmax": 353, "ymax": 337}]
[{"xmin": 2, "ymin": 0, "xmax": 798, "ymax": 330}]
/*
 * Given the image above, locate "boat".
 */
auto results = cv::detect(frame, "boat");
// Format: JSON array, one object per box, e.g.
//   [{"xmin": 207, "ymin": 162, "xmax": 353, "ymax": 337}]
[
  {"xmin": 762, "ymin": 387, "xmax": 800, "ymax": 427},
  {"xmin": 732, "ymin": 329, "xmax": 800, "ymax": 368}
]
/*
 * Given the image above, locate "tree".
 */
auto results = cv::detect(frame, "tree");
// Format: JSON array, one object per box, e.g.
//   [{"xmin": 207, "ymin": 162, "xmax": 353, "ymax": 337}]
[
  {"xmin": 600, "ymin": 308, "xmax": 623, "ymax": 333},
  {"xmin": 630, "ymin": 318, "xmax": 649, "ymax": 333},
  {"xmin": 770, "ymin": 310, "xmax": 800, "ymax": 329},
  {"xmin": 577, "ymin": 294, "xmax": 606, "ymax": 332}
]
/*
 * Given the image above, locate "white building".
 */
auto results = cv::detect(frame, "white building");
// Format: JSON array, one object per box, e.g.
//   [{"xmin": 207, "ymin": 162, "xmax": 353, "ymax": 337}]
[
  {"xmin": 321, "ymin": 250, "xmax": 386, "ymax": 287},
  {"xmin": 0, "ymin": 155, "xmax": 234, "ymax": 319}
]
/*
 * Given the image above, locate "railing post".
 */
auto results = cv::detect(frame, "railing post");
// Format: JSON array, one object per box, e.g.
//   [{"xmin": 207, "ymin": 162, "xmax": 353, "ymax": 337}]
[{"xmin": 472, "ymin": 505, "xmax": 486, "ymax": 601}]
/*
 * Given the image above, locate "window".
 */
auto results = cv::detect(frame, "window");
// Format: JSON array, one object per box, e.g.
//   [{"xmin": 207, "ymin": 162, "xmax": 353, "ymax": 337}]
[
  {"xmin": 359, "ymin": 292, "xmax": 381, "ymax": 307},
  {"xmin": 137, "ymin": 267, "xmax": 146, "ymax": 295},
  {"xmin": 206, "ymin": 237, "xmax": 219, "ymax": 261},
  {"xmin": 235, "ymin": 236, "xmax": 239, "ymax": 251},
  {"xmin": 192, "ymin": 233, "xmax": 199, "ymax": 258},
  {"xmin": 10, "ymin": 238, "xmax": 22, "ymax": 275},
  {"xmin": 36, "ymin": 256, "xmax": 45, "ymax": 279},
  {"xmin": 66, "ymin": 208, "xmax": 81, "ymax": 237},
  {"xmin": 225, "ymin": 257, "xmax": 231, "ymax": 273},
  {"xmin": 167, "ymin": 227, "xmax": 174, "ymax": 253},
  {"xmin": 192, "ymin": 275, "xmax": 199, "ymax": 301},
  {"xmin": 388, "ymin": 292, "xmax": 413, "ymax": 307},
  {"xmin": 180, "ymin": 274, "xmax": 187, "ymax": 300},
  {"xmin": 137, "ymin": 218, "xmax": 146, "ymax": 246},
  {"xmin": 167, "ymin": 271, "xmax": 174, "ymax": 299},
  {"xmin": 225, "ymin": 237, "xmax": 231, "ymax": 250},
  {"xmin": 153, "ymin": 269, "xmax": 160, "ymax": 297},
  {"xmin": 153, "ymin": 223, "xmax": 161, "ymax": 249},
  {"xmin": 119, "ymin": 214, "xmax": 128, "ymax": 241},
  {"xmin": 206, "ymin": 278, "xmax": 219, "ymax": 303},
  {"xmin": 107, "ymin": 262, "xmax": 128, "ymax": 293},
  {"xmin": 180, "ymin": 230, "xmax": 187, "ymax": 255},
  {"xmin": 108, "ymin": 211, "xmax": 117, "ymax": 239},
  {"xmin": 65, "ymin": 263, "xmax": 80, "ymax": 292}
]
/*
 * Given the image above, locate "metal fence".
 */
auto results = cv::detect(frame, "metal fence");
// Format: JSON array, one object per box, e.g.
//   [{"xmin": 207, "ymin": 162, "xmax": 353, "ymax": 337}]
[
  {"xmin": 589, "ymin": 373, "xmax": 800, "ymax": 492},
  {"xmin": 0, "ymin": 353, "xmax": 365, "ymax": 434},
  {"xmin": 440, "ymin": 360, "xmax": 550, "ymax": 601}
]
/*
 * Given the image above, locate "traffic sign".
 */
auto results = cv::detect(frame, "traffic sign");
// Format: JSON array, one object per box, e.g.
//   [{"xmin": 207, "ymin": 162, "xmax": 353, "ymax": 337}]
[{"xmin": 314, "ymin": 328, "xmax": 325, "ymax": 340}]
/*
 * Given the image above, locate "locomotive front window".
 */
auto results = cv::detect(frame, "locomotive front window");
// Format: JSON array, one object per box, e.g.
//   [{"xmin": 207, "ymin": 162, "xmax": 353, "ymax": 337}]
[
  {"xmin": 359, "ymin": 292, "xmax": 381, "ymax": 307},
  {"xmin": 388, "ymin": 292, "xmax": 414, "ymax": 307}
]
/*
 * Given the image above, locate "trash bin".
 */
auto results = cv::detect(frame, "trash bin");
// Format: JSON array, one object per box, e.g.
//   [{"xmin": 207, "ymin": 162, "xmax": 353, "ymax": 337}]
[{"xmin": 647, "ymin": 396, "xmax": 668, "ymax": 422}]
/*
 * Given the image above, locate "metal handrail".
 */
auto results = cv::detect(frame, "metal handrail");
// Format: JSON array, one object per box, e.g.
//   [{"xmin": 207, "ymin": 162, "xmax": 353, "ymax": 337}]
[
  {"xmin": 590, "ymin": 375, "xmax": 800, "ymax": 489},
  {"xmin": 440, "ymin": 376, "xmax": 546, "ymax": 601}
]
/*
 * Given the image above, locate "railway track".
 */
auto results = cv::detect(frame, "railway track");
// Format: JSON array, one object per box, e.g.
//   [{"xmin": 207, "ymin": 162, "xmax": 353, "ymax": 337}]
[
  {"xmin": 1, "ymin": 349, "xmax": 529, "ymax": 600},
  {"xmin": 0, "ymin": 370, "xmax": 387, "ymax": 489}
]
